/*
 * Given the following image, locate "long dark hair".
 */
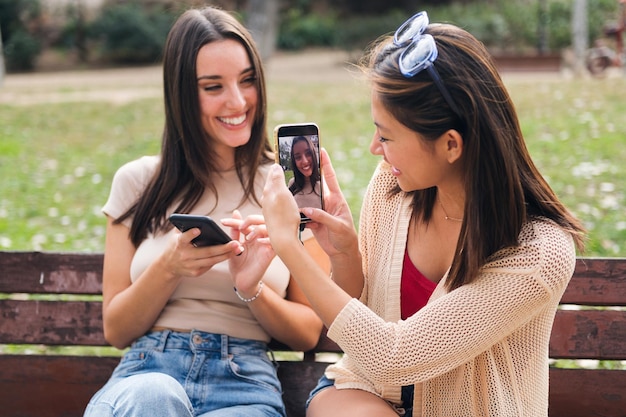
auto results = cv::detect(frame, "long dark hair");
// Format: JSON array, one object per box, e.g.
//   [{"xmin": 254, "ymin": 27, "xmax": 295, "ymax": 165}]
[
  {"xmin": 288, "ymin": 135, "xmax": 321, "ymax": 195},
  {"xmin": 362, "ymin": 22, "xmax": 585, "ymax": 290},
  {"xmin": 116, "ymin": 7, "xmax": 273, "ymax": 247}
]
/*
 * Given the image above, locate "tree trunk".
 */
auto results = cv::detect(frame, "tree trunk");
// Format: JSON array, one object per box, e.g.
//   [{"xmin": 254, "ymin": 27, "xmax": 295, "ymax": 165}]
[
  {"xmin": 537, "ymin": 0, "xmax": 548, "ymax": 54},
  {"xmin": 571, "ymin": 0, "xmax": 589, "ymax": 76},
  {"xmin": 245, "ymin": 0, "xmax": 279, "ymax": 61},
  {"xmin": 0, "ymin": 21, "xmax": 4, "ymax": 86}
]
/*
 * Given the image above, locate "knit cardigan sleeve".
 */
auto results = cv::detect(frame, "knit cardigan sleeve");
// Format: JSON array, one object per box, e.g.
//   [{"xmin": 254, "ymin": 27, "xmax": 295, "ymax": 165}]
[{"xmin": 327, "ymin": 167, "xmax": 576, "ymax": 386}]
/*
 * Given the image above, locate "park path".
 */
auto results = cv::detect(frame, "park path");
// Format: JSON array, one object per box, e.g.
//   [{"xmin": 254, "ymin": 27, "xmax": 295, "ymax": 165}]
[
  {"xmin": 0, "ymin": 48, "xmax": 566, "ymax": 106},
  {"xmin": 0, "ymin": 49, "xmax": 357, "ymax": 106}
]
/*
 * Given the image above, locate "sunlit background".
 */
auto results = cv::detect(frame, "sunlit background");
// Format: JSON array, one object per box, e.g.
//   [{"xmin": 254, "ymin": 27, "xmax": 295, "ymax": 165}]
[{"xmin": 1, "ymin": 0, "xmax": 625, "ymax": 256}]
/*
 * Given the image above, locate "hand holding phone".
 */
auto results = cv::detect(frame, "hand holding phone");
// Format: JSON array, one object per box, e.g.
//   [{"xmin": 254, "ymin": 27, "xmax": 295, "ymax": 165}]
[
  {"xmin": 274, "ymin": 123, "xmax": 324, "ymax": 223},
  {"xmin": 168, "ymin": 213, "xmax": 232, "ymax": 247}
]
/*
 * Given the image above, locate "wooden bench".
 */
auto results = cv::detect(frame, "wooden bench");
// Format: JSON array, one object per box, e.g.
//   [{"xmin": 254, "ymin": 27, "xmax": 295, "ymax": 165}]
[{"xmin": 1, "ymin": 251, "xmax": 625, "ymax": 417}]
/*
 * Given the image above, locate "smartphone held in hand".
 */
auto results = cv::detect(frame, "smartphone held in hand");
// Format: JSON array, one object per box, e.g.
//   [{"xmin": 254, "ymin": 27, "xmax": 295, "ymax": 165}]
[
  {"xmin": 273, "ymin": 123, "xmax": 324, "ymax": 223},
  {"xmin": 168, "ymin": 213, "xmax": 232, "ymax": 247}
]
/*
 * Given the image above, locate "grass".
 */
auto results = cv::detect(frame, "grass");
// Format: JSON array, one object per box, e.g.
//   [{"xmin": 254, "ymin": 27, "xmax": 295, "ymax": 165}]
[
  {"xmin": 0, "ymin": 68, "xmax": 625, "ymax": 256},
  {"xmin": 509, "ymin": 75, "xmax": 626, "ymax": 255}
]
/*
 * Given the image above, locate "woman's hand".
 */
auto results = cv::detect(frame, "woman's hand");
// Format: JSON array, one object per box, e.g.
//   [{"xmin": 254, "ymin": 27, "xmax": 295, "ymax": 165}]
[
  {"xmin": 263, "ymin": 149, "xmax": 358, "ymax": 258},
  {"xmin": 161, "ymin": 226, "xmax": 244, "ymax": 279},
  {"xmin": 221, "ymin": 210, "xmax": 275, "ymax": 296},
  {"xmin": 301, "ymin": 148, "xmax": 358, "ymax": 257},
  {"xmin": 262, "ymin": 165, "xmax": 305, "ymax": 253}
]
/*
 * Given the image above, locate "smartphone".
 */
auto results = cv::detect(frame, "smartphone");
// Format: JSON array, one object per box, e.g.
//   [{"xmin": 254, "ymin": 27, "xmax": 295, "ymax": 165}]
[
  {"xmin": 168, "ymin": 213, "xmax": 232, "ymax": 247},
  {"xmin": 273, "ymin": 123, "xmax": 323, "ymax": 223}
]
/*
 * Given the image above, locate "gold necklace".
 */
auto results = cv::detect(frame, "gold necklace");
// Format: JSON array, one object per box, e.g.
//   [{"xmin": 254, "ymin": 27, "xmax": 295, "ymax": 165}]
[{"xmin": 437, "ymin": 194, "xmax": 463, "ymax": 222}]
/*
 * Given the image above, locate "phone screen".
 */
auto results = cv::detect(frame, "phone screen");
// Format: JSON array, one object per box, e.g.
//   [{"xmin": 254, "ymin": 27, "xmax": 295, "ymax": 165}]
[{"xmin": 274, "ymin": 123, "xmax": 323, "ymax": 223}]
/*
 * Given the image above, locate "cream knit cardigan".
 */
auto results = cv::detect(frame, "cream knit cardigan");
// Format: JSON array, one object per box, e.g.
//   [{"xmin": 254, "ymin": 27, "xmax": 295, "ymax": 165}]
[{"xmin": 324, "ymin": 162, "xmax": 576, "ymax": 417}]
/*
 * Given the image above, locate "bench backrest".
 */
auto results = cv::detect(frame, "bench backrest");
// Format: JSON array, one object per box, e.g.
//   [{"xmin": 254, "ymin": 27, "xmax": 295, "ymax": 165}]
[{"xmin": 1, "ymin": 252, "xmax": 625, "ymax": 417}]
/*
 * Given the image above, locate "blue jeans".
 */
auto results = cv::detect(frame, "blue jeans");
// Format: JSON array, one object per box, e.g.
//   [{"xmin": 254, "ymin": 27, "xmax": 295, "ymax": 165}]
[
  {"xmin": 84, "ymin": 330, "xmax": 286, "ymax": 417},
  {"xmin": 307, "ymin": 375, "xmax": 414, "ymax": 417}
]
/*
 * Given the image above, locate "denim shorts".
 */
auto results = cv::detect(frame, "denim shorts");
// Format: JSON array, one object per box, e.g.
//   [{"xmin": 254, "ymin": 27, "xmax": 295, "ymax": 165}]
[
  {"xmin": 305, "ymin": 373, "xmax": 335, "ymax": 409},
  {"xmin": 84, "ymin": 330, "xmax": 286, "ymax": 417},
  {"xmin": 306, "ymin": 374, "xmax": 414, "ymax": 417}
]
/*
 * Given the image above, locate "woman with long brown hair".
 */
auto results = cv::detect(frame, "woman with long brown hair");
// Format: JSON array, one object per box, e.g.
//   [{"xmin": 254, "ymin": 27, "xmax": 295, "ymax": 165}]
[
  {"xmin": 262, "ymin": 11, "xmax": 585, "ymax": 417},
  {"xmin": 84, "ymin": 6, "xmax": 326, "ymax": 417}
]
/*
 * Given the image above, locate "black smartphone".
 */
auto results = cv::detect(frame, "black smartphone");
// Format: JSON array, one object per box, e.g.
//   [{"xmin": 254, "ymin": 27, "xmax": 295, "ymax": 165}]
[
  {"xmin": 273, "ymin": 123, "xmax": 323, "ymax": 223},
  {"xmin": 168, "ymin": 213, "xmax": 232, "ymax": 247}
]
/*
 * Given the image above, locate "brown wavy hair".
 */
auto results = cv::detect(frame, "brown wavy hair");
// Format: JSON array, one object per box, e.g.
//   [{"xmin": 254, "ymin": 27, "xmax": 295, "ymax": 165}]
[
  {"xmin": 361, "ymin": 22, "xmax": 586, "ymax": 290},
  {"xmin": 116, "ymin": 7, "xmax": 273, "ymax": 247}
]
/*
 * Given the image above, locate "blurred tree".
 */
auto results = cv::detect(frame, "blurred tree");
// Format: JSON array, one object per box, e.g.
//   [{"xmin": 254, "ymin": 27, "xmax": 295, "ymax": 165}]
[
  {"xmin": 245, "ymin": 0, "xmax": 279, "ymax": 60},
  {"xmin": 538, "ymin": 0, "xmax": 549, "ymax": 53},
  {"xmin": 572, "ymin": 0, "xmax": 589, "ymax": 75},
  {"xmin": 75, "ymin": 0, "xmax": 88, "ymax": 63},
  {"xmin": 329, "ymin": 0, "xmax": 460, "ymax": 15},
  {"xmin": 0, "ymin": 0, "xmax": 40, "ymax": 44},
  {"xmin": 0, "ymin": 0, "xmax": 42, "ymax": 71},
  {"xmin": 0, "ymin": 21, "xmax": 4, "ymax": 84}
]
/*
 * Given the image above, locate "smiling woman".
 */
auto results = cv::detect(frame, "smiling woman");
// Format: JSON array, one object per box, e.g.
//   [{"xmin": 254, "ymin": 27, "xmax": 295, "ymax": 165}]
[
  {"xmin": 261, "ymin": 11, "xmax": 588, "ymax": 417},
  {"xmin": 195, "ymin": 39, "xmax": 259, "ymax": 165},
  {"xmin": 81, "ymin": 6, "xmax": 328, "ymax": 417}
]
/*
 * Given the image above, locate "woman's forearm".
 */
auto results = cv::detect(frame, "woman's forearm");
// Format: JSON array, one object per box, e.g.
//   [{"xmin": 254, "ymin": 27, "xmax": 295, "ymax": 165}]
[
  {"xmin": 244, "ymin": 284, "xmax": 324, "ymax": 351},
  {"xmin": 328, "ymin": 250, "xmax": 365, "ymax": 298},
  {"xmin": 274, "ymin": 240, "xmax": 352, "ymax": 328},
  {"xmin": 103, "ymin": 256, "xmax": 181, "ymax": 348}
]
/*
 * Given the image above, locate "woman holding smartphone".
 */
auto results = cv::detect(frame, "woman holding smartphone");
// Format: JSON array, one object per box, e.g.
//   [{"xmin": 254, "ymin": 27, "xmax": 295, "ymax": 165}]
[
  {"xmin": 261, "ymin": 11, "xmax": 585, "ymax": 417},
  {"xmin": 83, "ymin": 6, "xmax": 327, "ymax": 417},
  {"xmin": 288, "ymin": 135, "xmax": 323, "ymax": 210}
]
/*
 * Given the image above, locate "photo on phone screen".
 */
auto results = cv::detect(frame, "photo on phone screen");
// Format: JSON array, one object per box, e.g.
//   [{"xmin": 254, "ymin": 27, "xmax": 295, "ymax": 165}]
[{"xmin": 274, "ymin": 123, "xmax": 323, "ymax": 223}]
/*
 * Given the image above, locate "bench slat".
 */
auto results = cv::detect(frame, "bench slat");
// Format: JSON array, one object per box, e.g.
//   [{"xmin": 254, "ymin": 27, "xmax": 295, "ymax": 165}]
[
  {"xmin": 548, "ymin": 367, "xmax": 626, "ymax": 417},
  {"xmin": 2, "ymin": 253, "xmax": 625, "ymax": 304},
  {"xmin": 562, "ymin": 258, "xmax": 626, "ymax": 306},
  {"xmin": 0, "ymin": 300, "xmax": 106, "ymax": 346},
  {"xmin": 0, "ymin": 355, "xmax": 119, "ymax": 417},
  {"xmin": 5, "ymin": 300, "xmax": 625, "ymax": 361},
  {"xmin": 0, "ymin": 251, "xmax": 103, "ymax": 295},
  {"xmin": 1, "ymin": 356, "xmax": 624, "ymax": 417},
  {"xmin": 550, "ymin": 309, "xmax": 626, "ymax": 360}
]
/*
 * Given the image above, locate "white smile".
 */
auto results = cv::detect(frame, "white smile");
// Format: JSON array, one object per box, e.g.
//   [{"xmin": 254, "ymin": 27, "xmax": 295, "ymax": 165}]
[{"xmin": 219, "ymin": 114, "xmax": 246, "ymax": 126}]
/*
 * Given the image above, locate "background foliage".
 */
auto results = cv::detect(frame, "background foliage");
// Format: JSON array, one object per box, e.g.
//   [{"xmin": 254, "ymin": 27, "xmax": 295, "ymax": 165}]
[
  {"xmin": 0, "ymin": 0, "xmax": 42, "ymax": 70},
  {"xmin": 1, "ymin": 0, "xmax": 625, "ymax": 254},
  {"xmin": 0, "ymin": 0, "xmax": 621, "ymax": 70}
]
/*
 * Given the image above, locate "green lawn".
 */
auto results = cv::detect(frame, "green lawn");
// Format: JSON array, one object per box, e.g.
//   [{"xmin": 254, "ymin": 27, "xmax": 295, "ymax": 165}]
[{"xmin": 1, "ymin": 70, "xmax": 625, "ymax": 256}]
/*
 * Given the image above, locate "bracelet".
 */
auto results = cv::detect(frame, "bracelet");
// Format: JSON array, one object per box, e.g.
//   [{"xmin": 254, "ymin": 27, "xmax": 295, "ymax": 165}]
[{"xmin": 234, "ymin": 281, "xmax": 264, "ymax": 303}]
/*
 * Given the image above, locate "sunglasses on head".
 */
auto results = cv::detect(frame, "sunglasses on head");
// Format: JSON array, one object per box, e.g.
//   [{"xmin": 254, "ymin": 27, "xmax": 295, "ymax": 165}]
[{"xmin": 394, "ymin": 11, "xmax": 460, "ymax": 116}]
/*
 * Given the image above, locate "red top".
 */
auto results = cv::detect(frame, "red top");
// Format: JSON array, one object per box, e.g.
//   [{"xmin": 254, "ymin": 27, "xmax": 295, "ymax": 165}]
[{"xmin": 401, "ymin": 248, "xmax": 438, "ymax": 320}]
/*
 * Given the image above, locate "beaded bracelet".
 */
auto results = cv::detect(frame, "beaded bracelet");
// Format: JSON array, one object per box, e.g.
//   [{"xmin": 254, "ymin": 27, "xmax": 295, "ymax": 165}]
[{"xmin": 234, "ymin": 281, "xmax": 264, "ymax": 303}]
